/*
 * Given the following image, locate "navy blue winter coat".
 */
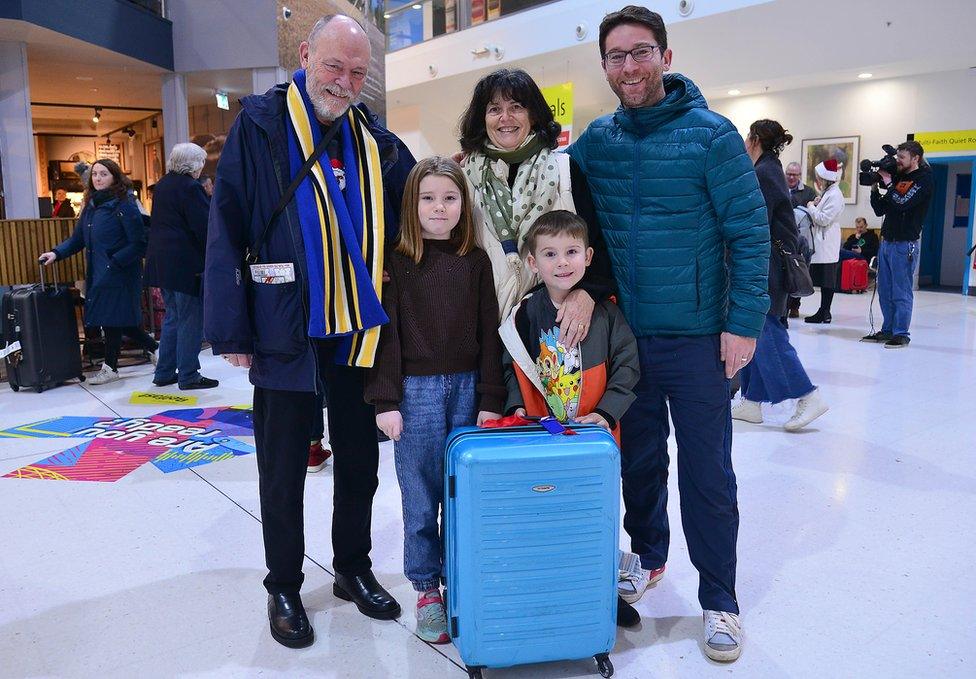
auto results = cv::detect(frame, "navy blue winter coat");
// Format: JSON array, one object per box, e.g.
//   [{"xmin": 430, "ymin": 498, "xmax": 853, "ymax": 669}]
[
  {"xmin": 144, "ymin": 172, "xmax": 210, "ymax": 296},
  {"xmin": 203, "ymin": 86, "xmax": 416, "ymax": 391},
  {"xmin": 54, "ymin": 193, "xmax": 148, "ymax": 327}
]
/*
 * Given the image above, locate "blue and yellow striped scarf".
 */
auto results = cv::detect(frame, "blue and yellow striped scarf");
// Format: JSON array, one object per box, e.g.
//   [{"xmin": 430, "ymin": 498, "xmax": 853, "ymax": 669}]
[{"xmin": 286, "ymin": 69, "xmax": 387, "ymax": 367}]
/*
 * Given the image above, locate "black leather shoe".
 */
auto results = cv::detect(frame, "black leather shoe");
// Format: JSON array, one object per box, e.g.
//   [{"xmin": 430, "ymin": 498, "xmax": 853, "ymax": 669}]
[
  {"xmin": 804, "ymin": 310, "xmax": 832, "ymax": 324},
  {"xmin": 268, "ymin": 593, "xmax": 314, "ymax": 648},
  {"xmin": 179, "ymin": 376, "xmax": 219, "ymax": 390},
  {"xmin": 334, "ymin": 571, "xmax": 401, "ymax": 620},
  {"xmin": 616, "ymin": 596, "xmax": 640, "ymax": 628}
]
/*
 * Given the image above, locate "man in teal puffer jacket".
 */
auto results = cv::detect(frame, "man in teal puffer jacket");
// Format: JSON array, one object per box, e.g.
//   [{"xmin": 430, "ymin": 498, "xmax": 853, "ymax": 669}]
[{"xmin": 569, "ymin": 5, "xmax": 769, "ymax": 663}]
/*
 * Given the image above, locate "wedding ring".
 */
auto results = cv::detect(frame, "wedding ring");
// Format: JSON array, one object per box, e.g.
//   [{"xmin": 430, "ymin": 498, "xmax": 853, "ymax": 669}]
[{"xmin": 578, "ymin": 323, "xmax": 585, "ymax": 331}]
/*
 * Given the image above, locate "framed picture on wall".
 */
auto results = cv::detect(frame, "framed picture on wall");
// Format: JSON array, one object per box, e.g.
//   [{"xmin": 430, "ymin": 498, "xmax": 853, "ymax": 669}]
[
  {"xmin": 801, "ymin": 136, "xmax": 860, "ymax": 205},
  {"xmin": 144, "ymin": 140, "xmax": 164, "ymax": 187}
]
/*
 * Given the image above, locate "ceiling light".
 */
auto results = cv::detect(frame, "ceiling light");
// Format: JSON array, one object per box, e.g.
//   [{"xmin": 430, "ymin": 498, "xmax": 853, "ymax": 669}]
[
  {"xmin": 858, "ymin": 73, "xmax": 873, "ymax": 79},
  {"xmin": 412, "ymin": 3, "xmax": 422, "ymax": 9},
  {"xmin": 383, "ymin": 12, "xmax": 390, "ymax": 19},
  {"xmin": 75, "ymin": 76, "xmax": 93, "ymax": 81},
  {"xmin": 92, "ymin": 107, "xmax": 101, "ymax": 123},
  {"xmin": 727, "ymin": 89, "xmax": 741, "ymax": 96}
]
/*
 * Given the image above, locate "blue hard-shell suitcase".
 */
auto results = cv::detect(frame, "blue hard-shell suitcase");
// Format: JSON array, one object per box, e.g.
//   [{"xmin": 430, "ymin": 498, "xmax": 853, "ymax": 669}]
[{"xmin": 444, "ymin": 424, "xmax": 619, "ymax": 678}]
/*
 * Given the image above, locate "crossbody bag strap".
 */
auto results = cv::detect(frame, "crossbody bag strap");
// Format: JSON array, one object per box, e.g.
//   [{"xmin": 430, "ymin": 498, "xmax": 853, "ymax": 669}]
[{"xmin": 245, "ymin": 108, "xmax": 348, "ymax": 265}]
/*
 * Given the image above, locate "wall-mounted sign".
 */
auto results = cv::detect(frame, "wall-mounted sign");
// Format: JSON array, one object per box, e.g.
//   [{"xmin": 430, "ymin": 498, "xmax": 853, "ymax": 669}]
[
  {"xmin": 96, "ymin": 143, "xmax": 123, "ymax": 169},
  {"xmin": 911, "ymin": 129, "xmax": 976, "ymax": 154},
  {"xmin": 541, "ymin": 82, "xmax": 574, "ymax": 149},
  {"xmin": 215, "ymin": 91, "xmax": 229, "ymax": 110}
]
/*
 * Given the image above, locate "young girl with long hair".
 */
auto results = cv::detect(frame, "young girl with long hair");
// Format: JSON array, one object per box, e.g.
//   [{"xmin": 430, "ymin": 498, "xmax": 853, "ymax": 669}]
[{"xmin": 365, "ymin": 156, "xmax": 505, "ymax": 643}]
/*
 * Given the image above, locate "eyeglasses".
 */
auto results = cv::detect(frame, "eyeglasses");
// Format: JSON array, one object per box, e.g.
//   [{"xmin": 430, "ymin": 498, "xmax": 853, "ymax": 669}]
[
  {"xmin": 785, "ymin": 172, "xmax": 801, "ymax": 177},
  {"xmin": 603, "ymin": 46, "xmax": 663, "ymax": 68}
]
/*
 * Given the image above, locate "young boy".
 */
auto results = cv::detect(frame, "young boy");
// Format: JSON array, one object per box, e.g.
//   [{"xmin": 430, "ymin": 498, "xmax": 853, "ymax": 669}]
[
  {"xmin": 500, "ymin": 210, "xmax": 639, "ymax": 442},
  {"xmin": 499, "ymin": 210, "xmax": 642, "ymax": 627}
]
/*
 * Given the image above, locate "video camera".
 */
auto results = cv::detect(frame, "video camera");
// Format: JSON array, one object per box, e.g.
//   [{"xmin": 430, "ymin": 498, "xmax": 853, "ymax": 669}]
[{"xmin": 858, "ymin": 145, "xmax": 898, "ymax": 186}]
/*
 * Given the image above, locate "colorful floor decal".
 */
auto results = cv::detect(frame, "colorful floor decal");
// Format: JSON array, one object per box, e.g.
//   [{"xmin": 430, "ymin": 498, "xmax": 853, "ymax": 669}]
[{"xmin": 1, "ymin": 406, "xmax": 254, "ymax": 482}]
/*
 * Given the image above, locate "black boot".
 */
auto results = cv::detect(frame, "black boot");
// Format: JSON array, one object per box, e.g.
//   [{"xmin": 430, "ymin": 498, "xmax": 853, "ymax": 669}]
[
  {"xmin": 616, "ymin": 596, "xmax": 640, "ymax": 628},
  {"xmin": 268, "ymin": 593, "xmax": 314, "ymax": 648},
  {"xmin": 804, "ymin": 309, "xmax": 832, "ymax": 324},
  {"xmin": 334, "ymin": 570, "xmax": 401, "ymax": 620}
]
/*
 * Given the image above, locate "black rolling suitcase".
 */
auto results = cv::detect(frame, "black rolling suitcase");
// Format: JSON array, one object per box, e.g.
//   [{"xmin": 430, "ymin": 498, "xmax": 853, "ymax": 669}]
[{"xmin": 2, "ymin": 264, "xmax": 84, "ymax": 393}]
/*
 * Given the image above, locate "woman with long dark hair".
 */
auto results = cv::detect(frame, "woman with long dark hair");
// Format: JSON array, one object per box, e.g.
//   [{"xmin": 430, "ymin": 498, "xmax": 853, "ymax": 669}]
[
  {"xmin": 458, "ymin": 68, "xmax": 614, "ymax": 331},
  {"xmin": 40, "ymin": 159, "xmax": 157, "ymax": 385},
  {"xmin": 733, "ymin": 120, "xmax": 828, "ymax": 431}
]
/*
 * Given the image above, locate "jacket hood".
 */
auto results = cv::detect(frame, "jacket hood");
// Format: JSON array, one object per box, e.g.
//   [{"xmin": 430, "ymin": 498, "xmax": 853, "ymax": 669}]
[{"xmin": 613, "ymin": 73, "xmax": 707, "ymax": 135}]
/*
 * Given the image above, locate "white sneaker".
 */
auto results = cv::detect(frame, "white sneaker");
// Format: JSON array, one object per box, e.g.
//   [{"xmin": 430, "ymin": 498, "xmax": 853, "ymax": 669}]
[
  {"xmin": 731, "ymin": 398, "xmax": 763, "ymax": 424},
  {"xmin": 784, "ymin": 388, "xmax": 828, "ymax": 431},
  {"xmin": 87, "ymin": 364, "xmax": 120, "ymax": 385},
  {"xmin": 148, "ymin": 350, "xmax": 158, "ymax": 366},
  {"xmin": 617, "ymin": 552, "xmax": 666, "ymax": 604},
  {"xmin": 703, "ymin": 610, "xmax": 742, "ymax": 662}
]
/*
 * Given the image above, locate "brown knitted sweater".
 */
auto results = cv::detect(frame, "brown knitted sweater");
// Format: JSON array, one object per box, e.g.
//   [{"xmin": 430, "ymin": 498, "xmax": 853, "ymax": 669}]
[{"xmin": 365, "ymin": 239, "xmax": 506, "ymax": 414}]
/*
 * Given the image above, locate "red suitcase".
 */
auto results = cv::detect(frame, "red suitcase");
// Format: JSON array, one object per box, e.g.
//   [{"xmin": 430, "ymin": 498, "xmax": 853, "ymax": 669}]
[{"xmin": 840, "ymin": 259, "xmax": 869, "ymax": 293}]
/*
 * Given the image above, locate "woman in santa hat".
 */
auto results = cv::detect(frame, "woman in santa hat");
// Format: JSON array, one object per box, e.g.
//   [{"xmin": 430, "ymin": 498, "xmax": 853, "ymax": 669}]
[{"xmin": 803, "ymin": 158, "xmax": 844, "ymax": 323}]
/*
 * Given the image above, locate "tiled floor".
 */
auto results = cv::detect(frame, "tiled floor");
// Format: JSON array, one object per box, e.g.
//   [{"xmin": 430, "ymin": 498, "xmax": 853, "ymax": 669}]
[{"xmin": 1, "ymin": 290, "xmax": 973, "ymax": 678}]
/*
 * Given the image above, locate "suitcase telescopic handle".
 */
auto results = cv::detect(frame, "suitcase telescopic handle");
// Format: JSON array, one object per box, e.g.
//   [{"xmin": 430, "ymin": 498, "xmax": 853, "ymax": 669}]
[{"xmin": 37, "ymin": 260, "xmax": 59, "ymax": 288}]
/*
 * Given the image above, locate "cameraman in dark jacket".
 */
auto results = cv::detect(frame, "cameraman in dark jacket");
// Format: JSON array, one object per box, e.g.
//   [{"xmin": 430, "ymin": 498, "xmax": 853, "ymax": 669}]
[{"xmin": 863, "ymin": 140, "xmax": 933, "ymax": 347}]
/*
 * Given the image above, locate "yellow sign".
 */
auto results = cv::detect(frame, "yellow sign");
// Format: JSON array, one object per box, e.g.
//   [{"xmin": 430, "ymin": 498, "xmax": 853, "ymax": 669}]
[
  {"xmin": 129, "ymin": 391, "xmax": 198, "ymax": 406},
  {"xmin": 541, "ymin": 82, "xmax": 573, "ymax": 149},
  {"xmin": 913, "ymin": 130, "xmax": 976, "ymax": 153}
]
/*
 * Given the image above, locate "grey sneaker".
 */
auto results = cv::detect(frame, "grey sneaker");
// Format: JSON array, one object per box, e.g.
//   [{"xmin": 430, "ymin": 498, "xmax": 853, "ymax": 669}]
[
  {"xmin": 617, "ymin": 552, "xmax": 665, "ymax": 604},
  {"xmin": 784, "ymin": 388, "xmax": 828, "ymax": 431},
  {"xmin": 703, "ymin": 610, "xmax": 741, "ymax": 662},
  {"xmin": 731, "ymin": 398, "xmax": 763, "ymax": 424},
  {"xmin": 415, "ymin": 590, "xmax": 450, "ymax": 644},
  {"xmin": 87, "ymin": 363, "xmax": 120, "ymax": 385}
]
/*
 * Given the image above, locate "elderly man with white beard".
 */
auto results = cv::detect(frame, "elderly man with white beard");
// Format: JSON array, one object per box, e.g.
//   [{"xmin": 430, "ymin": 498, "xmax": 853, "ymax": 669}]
[{"xmin": 204, "ymin": 13, "xmax": 416, "ymax": 648}]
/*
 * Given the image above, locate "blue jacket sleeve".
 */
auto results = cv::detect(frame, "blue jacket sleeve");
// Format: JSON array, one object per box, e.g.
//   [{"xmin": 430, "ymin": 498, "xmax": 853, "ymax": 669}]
[
  {"xmin": 382, "ymin": 138, "xmax": 416, "ymax": 240},
  {"xmin": 53, "ymin": 218, "xmax": 86, "ymax": 261},
  {"xmin": 704, "ymin": 120, "xmax": 771, "ymax": 338},
  {"xmin": 203, "ymin": 114, "xmax": 256, "ymax": 355},
  {"xmin": 109, "ymin": 201, "xmax": 149, "ymax": 268}
]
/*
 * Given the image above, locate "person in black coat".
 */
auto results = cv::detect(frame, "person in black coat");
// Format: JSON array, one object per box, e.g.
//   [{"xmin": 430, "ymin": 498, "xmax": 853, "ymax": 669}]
[
  {"xmin": 51, "ymin": 188, "xmax": 76, "ymax": 218},
  {"xmin": 144, "ymin": 143, "xmax": 218, "ymax": 390},
  {"xmin": 40, "ymin": 159, "xmax": 158, "ymax": 385},
  {"xmin": 842, "ymin": 217, "xmax": 880, "ymax": 263},
  {"xmin": 733, "ymin": 120, "xmax": 827, "ymax": 432}
]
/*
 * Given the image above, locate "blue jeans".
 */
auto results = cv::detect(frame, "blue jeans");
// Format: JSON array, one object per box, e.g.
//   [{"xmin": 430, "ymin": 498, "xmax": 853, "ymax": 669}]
[
  {"xmin": 620, "ymin": 335, "xmax": 739, "ymax": 613},
  {"xmin": 878, "ymin": 240, "xmax": 920, "ymax": 338},
  {"xmin": 740, "ymin": 313, "xmax": 816, "ymax": 405},
  {"xmin": 154, "ymin": 289, "xmax": 204, "ymax": 387},
  {"xmin": 395, "ymin": 371, "xmax": 478, "ymax": 591}
]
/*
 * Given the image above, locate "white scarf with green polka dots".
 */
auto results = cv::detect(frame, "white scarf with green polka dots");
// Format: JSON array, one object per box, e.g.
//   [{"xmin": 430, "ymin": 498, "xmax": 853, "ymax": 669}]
[{"xmin": 464, "ymin": 134, "xmax": 561, "ymax": 251}]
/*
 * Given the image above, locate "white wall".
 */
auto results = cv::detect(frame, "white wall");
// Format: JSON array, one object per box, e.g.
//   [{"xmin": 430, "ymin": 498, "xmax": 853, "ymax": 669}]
[
  {"xmin": 168, "ymin": 0, "xmax": 278, "ymax": 73},
  {"xmin": 940, "ymin": 162, "xmax": 973, "ymax": 287},
  {"xmin": 711, "ymin": 69, "xmax": 976, "ymax": 230}
]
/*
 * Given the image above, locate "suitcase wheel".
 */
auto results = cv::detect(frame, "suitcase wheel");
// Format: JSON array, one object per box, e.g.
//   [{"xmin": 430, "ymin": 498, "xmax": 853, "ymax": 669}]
[
  {"xmin": 79, "ymin": 374, "xmax": 86, "ymax": 383},
  {"xmin": 595, "ymin": 653, "xmax": 614, "ymax": 678},
  {"xmin": 465, "ymin": 667, "xmax": 484, "ymax": 679},
  {"xmin": 10, "ymin": 384, "xmax": 19, "ymax": 392},
  {"xmin": 35, "ymin": 385, "xmax": 44, "ymax": 394}
]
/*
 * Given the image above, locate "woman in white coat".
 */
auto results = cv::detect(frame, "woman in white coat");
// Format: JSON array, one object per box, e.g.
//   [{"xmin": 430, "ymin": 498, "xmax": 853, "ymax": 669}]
[{"xmin": 803, "ymin": 158, "xmax": 844, "ymax": 324}]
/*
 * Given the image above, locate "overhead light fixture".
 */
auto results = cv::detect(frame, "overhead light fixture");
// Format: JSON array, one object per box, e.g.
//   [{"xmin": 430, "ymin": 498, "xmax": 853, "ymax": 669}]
[
  {"xmin": 383, "ymin": 12, "xmax": 390, "ymax": 19},
  {"xmin": 858, "ymin": 72, "xmax": 873, "ymax": 79},
  {"xmin": 412, "ymin": 3, "xmax": 422, "ymax": 9},
  {"xmin": 123, "ymin": 127, "xmax": 136, "ymax": 138},
  {"xmin": 727, "ymin": 89, "xmax": 741, "ymax": 96},
  {"xmin": 92, "ymin": 107, "xmax": 101, "ymax": 123}
]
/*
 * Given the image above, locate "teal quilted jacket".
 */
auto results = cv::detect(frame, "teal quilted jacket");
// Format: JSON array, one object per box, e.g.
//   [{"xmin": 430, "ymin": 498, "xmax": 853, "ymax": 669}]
[{"xmin": 568, "ymin": 74, "xmax": 770, "ymax": 338}]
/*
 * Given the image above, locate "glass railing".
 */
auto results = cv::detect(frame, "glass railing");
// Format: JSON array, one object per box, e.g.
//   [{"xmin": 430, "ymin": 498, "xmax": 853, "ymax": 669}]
[{"xmin": 385, "ymin": 0, "xmax": 555, "ymax": 52}]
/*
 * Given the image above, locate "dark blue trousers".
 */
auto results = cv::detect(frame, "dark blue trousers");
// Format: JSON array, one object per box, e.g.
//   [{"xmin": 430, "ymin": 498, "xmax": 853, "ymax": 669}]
[{"xmin": 620, "ymin": 335, "xmax": 739, "ymax": 613}]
